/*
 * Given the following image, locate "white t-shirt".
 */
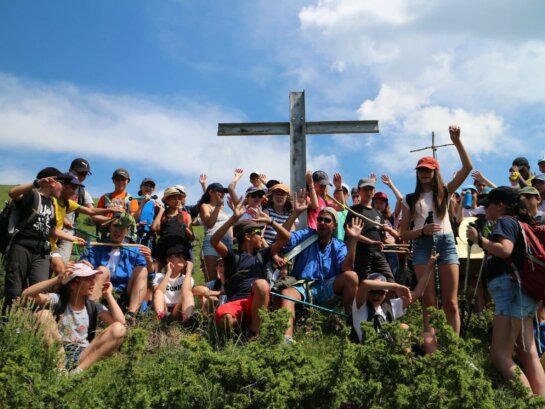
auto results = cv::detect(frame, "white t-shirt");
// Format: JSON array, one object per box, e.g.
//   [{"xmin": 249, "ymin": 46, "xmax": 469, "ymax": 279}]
[
  {"xmin": 152, "ymin": 273, "xmax": 195, "ymax": 307},
  {"xmin": 352, "ymin": 298, "xmax": 405, "ymax": 343},
  {"xmin": 48, "ymin": 293, "xmax": 108, "ymax": 347},
  {"xmin": 107, "ymin": 248, "xmax": 121, "ymax": 278},
  {"xmin": 403, "ymin": 191, "xmax": 452, "ymax": 234}
]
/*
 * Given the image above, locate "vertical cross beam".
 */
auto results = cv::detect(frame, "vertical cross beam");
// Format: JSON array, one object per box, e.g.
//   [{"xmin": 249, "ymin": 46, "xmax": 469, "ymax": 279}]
[{"xmin": 289, "ymin": 92, "xmax": 307, "ymax": 227}]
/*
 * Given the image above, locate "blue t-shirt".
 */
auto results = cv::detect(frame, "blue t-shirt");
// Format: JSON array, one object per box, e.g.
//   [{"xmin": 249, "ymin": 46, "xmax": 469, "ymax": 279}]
[
  {"xmin": 283, "ymin": 228, "xmax": 347, "ymax": 282},
  {"xmin": 486, "ymin": 217, "xmax": 523, "ymax": 281},
  {"xmin": 80, "ymin": 245, "xmax": 147, "ymax": 290}
]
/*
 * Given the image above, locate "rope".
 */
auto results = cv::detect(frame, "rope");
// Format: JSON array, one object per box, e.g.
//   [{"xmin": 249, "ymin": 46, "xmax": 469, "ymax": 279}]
[
  {"xmin": 326, "ymin": 194, "xmax": 381, "ymax": 226},
  {"xmin": 270, "ymin": 291, "xmax": 349, "ymax": 318}
]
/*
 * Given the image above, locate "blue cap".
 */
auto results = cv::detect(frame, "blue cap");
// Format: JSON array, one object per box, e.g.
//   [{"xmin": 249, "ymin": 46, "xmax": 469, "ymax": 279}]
[
  {"xmin": 463, "ymin": 184, "xmax": 478, "ymax": 192},
  {"xmin": 207, "ymin": 182, "xmax": 228, "ymax": 193}
]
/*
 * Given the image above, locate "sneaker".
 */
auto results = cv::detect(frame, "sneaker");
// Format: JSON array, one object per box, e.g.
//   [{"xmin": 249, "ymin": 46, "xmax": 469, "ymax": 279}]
[
  {"xmin": 68, "ymin": 366, "xmax": 83, "ymax": 376},
  {"xmin": 283, "ymin": 335, "xmax": 296, "ymax": 345},
  {"xmin": 125, "ymin": 311, "xmax": 136, "ymax": 327}
]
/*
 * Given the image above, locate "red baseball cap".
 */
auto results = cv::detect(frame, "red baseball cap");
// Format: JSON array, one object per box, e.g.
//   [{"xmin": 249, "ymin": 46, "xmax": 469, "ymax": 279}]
[
  {"xmin": 415, "ymin": 156, "xmax": 440, "ymax": 170},
  {"xmin": 373, "ymin": 192, "xmax": 388, "ymax": 201}
]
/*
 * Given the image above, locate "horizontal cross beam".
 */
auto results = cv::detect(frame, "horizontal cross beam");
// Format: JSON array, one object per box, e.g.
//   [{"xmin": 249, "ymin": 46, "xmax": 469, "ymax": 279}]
[{"xmin": 217, "ymin": 120, "xmax": 379, "ymax": 136}]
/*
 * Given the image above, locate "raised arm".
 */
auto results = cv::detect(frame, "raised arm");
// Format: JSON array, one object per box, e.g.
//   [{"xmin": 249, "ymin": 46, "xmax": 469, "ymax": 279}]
[
  {"xmin": 332, "ymin": 172, "xmax": 345, "ymax": 210},
  {"xmin": 254, "ymin": 210, "xmax": 291, "ymax": 256},
  {"xmin": 306, "ymin": 170, "xmax": 319, "ymax": 210},
  {"xmin": 283, "ymin": 189, "xmax": 308, "ymax": 231},
  {"xmin": 446, "ymin": 125, "xmax": 473, "ymax": 193},
  {"xmin": 211, "ymin": 201, "xmax": 245, "ymax": 257},
  {"xmin": 381, "ymin": 174, "xmax": 403, "ymax": 219},
  {"xmin": 228, "ymin": 168, "xmax": 244, "ymax": 207},
  {"xmin": 471, "ymin": 170, "xmax": 496, "ymax": 189},
  {"xmin": 199, "ymin": 174, "xmax": 208, "ymax": 194},
  {"xmin": 342, "ymin": 217, "xmax": 364, "ymax": 272}
]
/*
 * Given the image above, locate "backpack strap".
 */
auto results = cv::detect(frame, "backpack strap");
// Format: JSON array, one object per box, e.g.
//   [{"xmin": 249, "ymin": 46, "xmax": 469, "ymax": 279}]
[{"xmin": 85, "ymin": 299, "xmax": 99, "ymax": 342}]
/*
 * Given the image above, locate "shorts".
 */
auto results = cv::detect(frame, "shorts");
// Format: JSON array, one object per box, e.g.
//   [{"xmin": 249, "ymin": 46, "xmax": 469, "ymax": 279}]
[
  {"xmin": 292, "ymin": 276, "xmax": 339, "ymax": 307},
  {"xmin": 412, "ymin": 233, "xmax": 459, "ymax": 266},
  {"xmin": 202, "ymin": 235, "xmax": 233, "ymax": 257},
  {"xmin": 215, "ymin": 292, "xmax": 255, "ymax": 325},
  {"xmin": 64, "ymin": 344, "xmax": 85, "ymax": 369},
  {"xmin": 488, "ymin": 274, "xmax": 538, "ymax": 319}
]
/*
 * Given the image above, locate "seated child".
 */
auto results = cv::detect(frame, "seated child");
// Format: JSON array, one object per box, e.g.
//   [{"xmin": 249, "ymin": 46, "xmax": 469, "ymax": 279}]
[
  {"xmin": 352, "ymin": 254, "xmax": 438, "ymax": 354},
  {"xmin": 193, "ymin": 256, "xmax": 225, "ymax": 316},
  {"xmin": 152, "ymin": 246, "xmax": 195, "ymax": 324},
  {"xmin": 22, "ymin": 262, "xmax": 126, "ymax": 374}
]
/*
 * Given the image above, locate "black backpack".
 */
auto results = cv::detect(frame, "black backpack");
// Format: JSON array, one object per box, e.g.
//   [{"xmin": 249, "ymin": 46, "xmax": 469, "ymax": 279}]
[
  {"xmin": 52, "ymin": 295, "xmax": 99, "ymax": 342},
  {"xmin": 0, "ymin": 191, "xmax": 42, "ymax": 255}
]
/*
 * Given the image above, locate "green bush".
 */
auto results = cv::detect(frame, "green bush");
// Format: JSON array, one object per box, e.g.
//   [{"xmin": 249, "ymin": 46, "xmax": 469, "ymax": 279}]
[{"xmin": 1, "ymin": 304, "xmax": 544, "ymax": 408}]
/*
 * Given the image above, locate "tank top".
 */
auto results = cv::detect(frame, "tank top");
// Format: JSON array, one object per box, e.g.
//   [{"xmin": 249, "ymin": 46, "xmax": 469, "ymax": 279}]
[
  {"xmin": 204, "ymin": 205, "xmax": 231, "ymax": 238},
  {"xmin": 404, "ymin": 191, "xmax": 452, "ymax": 234}
]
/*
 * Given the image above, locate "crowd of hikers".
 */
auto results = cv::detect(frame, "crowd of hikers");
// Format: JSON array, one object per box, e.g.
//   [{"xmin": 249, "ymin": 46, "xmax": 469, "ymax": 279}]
[{"xmin": 3, "ymin": 125, "xmax": 545, "ymax": 398}]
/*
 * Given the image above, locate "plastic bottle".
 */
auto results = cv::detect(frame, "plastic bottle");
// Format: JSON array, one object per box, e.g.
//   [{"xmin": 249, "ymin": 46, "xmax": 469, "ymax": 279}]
[{"xmin": 463, "ymin": 191, "xmax": 473, "ymax": 209}]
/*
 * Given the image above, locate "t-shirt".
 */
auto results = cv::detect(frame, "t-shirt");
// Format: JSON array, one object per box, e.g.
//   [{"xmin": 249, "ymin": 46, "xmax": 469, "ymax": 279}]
[
  {"xmin": 223, "ymin": 247, "xmax": 272, "ymax": 302},
  {"xmin": 352, "ymin": 298, "xmax": 405, "ymax": 342},
  {"xmin": 51, "ymin": 198, "xmax": 80, "ymax": 250},
  {"xmin": 15, "ymin": 191, "xmax": 56, "ymax": 245},
  {"xmin": 64, "ymin": 187, "xmax": 93, "ymax": 233},
  {"xmin": 283, "ymin": 228, "xmax": 347, "ymax": 281},
  {"xmin": 335, "ymin": 209, "xmax": 348, "ymax": 241},
  {"xmin": 48, "ymin": 293, "xmax": 108, "ymax": 348},
  {"xmin": 344, "ymin": 204, "xmax": 384, "ymax": 255},
  {"xmin": 264, "ymin": 208, "xmax": 291, "ymax": 245},
  {"xmin": 486, "ymin": 217, "xmax": 523, "ymax": 281},
  {"xmin": 152, "ymin": 273, "xmax": 194, "ymax": 307},
  {"xmin": 307, "ymin": 196, "xmax": 332, "ymax": 230}
]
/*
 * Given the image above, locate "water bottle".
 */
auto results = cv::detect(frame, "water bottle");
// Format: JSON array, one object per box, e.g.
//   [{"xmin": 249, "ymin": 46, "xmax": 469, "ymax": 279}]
[{"xmin": 463, "ymin": 190, "xmax": 473, "ymax": 209}]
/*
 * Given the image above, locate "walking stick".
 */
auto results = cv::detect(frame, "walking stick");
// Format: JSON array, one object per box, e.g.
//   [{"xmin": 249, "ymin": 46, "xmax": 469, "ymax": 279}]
[
  {"xmin": 270, "ymin": 291, "xmax": 349, "ymax": 318},
  {"xmin": 425, "ymin": 211, "xmax": 441, "ymax": 308},
  {"xmin": 459, "ymin": 240, "xmax": 473, "ymax": 331}
]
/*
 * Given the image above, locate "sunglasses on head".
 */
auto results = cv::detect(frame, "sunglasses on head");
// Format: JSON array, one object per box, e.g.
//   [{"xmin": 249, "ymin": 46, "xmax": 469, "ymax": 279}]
[
  {"xmin": 369, "ymin": 290, "xmax": 387, "ymax": 295},
  {"xmin": 248, "ymin": 192, "xmax": 264, "ymax": 199},
  {"xmin": 317, "ymin": 216, "xmax": 333, "ymax": 224}
]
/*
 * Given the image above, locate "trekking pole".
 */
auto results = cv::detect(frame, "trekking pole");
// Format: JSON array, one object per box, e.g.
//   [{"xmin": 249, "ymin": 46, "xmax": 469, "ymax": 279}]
[
  {"xmin": 459, "ymin": 240, "xmax": 473, "ymax": 333},
  {"xmin": 74, "ymin": 228, "xmax": 144, "ymax": 257},
  {"xmin": 270, "ymin": 291, "xmax": 349, "ymax": 318},
  {"xmin": 425, "ymin": 211, "xmax": 441, "ymax": 308},
  {"xmin": 461, "ymin": 256, "xmax": 486, "ymax": 338},
  {"xmin": 326, "ymin": 194, "xmax": 381, "ymax": 226}
]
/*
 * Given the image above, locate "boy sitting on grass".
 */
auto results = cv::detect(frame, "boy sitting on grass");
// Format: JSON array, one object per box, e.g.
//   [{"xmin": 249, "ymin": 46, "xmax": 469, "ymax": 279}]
[
  {"xmin": 22, "ymin": 262, "xmax": 126, "ymax": 374},
  {"xmin": 211, "ymin": 201, "xmax": 291, "ymax": 338},
  {"xmin": 352, "ymin": 253, "xmax": 438, "ymax": 354},
  {"xmin": 152, "ymin": 246, "xmax": 195, "ymax": 325}
]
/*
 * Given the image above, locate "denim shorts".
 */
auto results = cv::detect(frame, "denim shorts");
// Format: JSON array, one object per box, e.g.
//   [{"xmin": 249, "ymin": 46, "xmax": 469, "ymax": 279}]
[
  {"xmin": 202, "ymin": 235, "xmax": 233, "ymax": 257},
  {"xmin": 64, "ymin": 344, "xmax": 85, "ymax": 369},
  {"xmin": 412, "ymin": 233, "xmax": 459, "ymax": 266},
  {"xmin": 292, "ymin": 276, "xmax": 339, "ymax": 307},
  {"xmin": 488, "ymin": 274, "xmax": 538, "ymax": 319}
]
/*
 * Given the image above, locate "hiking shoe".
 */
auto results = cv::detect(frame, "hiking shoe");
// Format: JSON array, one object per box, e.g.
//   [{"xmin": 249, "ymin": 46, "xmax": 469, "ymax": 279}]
[
  {"xmin": 125, "ymin": 311, "xmax": 136, "ymax": 327},
  {"xmin": 68, "ymin": 367, "xmax": 83, "ymax": 376},
  {"xmin": 283, "ymin": 335, "xmax": 296, "ymax": 345}
]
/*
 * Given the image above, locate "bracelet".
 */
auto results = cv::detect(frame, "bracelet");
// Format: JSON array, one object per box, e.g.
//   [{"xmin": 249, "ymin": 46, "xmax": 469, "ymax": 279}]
[
  {"xmin": 335, "ymin": 188, "xmax": 343, "ymax": 192},
  {"xmin": 33, "ymin": 179, "xmax": 40, "ymax": 188}
]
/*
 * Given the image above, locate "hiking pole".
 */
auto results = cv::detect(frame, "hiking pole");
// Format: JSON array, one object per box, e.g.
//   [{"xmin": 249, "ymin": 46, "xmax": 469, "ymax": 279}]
[
  {"xmin": 460, "ymin": 239, "xmax": 473, "ymax": 332},
  {"xmin": 461, "ymin": 256, "xmax": 486, "ymax": 339},
  {"xmin": 326, "ymin": 194, "xmax": 381, "ymax": 226},
  {"xmin": 270, "ymin": 291, "xmax": 349, "ymax": 318},
  {"xmin": 425, "ymin": 211, "xmax": 441, "ymax": 308}
]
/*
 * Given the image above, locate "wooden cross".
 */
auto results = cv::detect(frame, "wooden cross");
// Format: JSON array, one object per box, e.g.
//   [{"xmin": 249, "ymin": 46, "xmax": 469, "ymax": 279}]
[
  {"xmin": 410, "ymin": 131, "xmax": 454, "ymax": 159},
  {"xmin": 217, "ymin": 91, "xmax": 379, "ymax": 227}
]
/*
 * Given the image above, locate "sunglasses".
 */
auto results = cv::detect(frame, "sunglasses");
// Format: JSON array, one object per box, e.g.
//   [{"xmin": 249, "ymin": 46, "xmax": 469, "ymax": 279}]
[
  {"xmin": 369, "ymin": 290, "xmax": 387, "ymax": 295},
  {"xmin": 250, "ymin": 228, "xmax": 263, "ymax": 235},
  {"xmin": 317, "ymin": 216, "xmax": 333, "ymax": 224},
  {"xmin": 248, "ymin": 192, "xmax": 264, "ymax": 199}
]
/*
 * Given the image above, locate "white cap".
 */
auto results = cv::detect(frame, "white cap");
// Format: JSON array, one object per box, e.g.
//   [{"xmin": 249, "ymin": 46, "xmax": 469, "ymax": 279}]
[{"xmin": 63, "ymin": 263, "xmax": 102, "ymax": 285}]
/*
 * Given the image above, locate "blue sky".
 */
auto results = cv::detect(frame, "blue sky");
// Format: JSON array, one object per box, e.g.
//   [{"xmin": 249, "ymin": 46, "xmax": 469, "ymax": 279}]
[{"xmin": 1, "ymin": 1, "xmax": 544, "ymax": 203}]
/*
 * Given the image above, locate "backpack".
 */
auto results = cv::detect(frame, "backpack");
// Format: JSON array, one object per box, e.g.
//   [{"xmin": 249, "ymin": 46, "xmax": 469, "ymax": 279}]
[
  {"xmin": 509, "ymin": 221, "xmax": 545, "ymax": 302},
  {"xmin": 73, "ymin": 186, "xmax": 86, "ymax": 222},
  {"xmin": 53, "ymin": 295, "xmax": 99, "ymax": 342},
  {"xmin": 0, "ymin": 191, "xmax": 42, "ymax": 255}
]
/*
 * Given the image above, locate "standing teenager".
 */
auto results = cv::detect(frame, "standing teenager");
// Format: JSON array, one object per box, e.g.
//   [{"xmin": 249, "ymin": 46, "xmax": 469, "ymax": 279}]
[{"xmin": 400, "ymin": 125, "xmax": 472, "ymax": 335}]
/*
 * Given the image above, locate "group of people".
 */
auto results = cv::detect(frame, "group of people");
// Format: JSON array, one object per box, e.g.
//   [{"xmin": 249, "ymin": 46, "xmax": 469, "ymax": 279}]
[{"xmin": 4, "ymin": 126, "xmax": 545, "ymax": 399}]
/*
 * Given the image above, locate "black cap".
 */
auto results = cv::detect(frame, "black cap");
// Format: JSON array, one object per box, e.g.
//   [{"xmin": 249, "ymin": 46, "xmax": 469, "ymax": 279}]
[
  {"xmin": 512, "ymin": 157, "xmax": 530, "ymax": 168},
  {"xmin": 207, "ymin": 182, "xmax": 228, "ymax": 193},
  {"xmin": 477, "ymin": 186, "xmax": 519, "ymax": 207},
  {"xmin": 312, "ymin": 170, "xmax": 332, "ymax": 186},
  {"xmin": 112, "ymin": 168, "xmax": 130, "ymax": 181},
  {"xmin": 233, "ymin": 219, "xmax": 265, "ymax": 240},
  {"xmin": 245, "ymin": 186, "xmax": 266, "ymax": 196},
  {"xmin": 69, "ymin": 158, "xmax": 92, "ymax": 175},
  {"xmin": 166, "ymin": 245, "xmax": 190, "ymax": 259},
  {"xmin": 265, "ymin": 179, "xmax": 280, "ymax": 190},
  {"xmin": 36, "ymin": 167, "xmax": 64, "ymax": 180},
  {"xmin": 61, "ymin": 172, "xmax": 84, "ymax": 186}
]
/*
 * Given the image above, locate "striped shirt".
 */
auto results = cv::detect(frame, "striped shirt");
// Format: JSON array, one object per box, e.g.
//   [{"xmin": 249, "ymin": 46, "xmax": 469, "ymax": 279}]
[{"xmin": 264, "ymin": 208, "xmax": 291, "ymax": 244}]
